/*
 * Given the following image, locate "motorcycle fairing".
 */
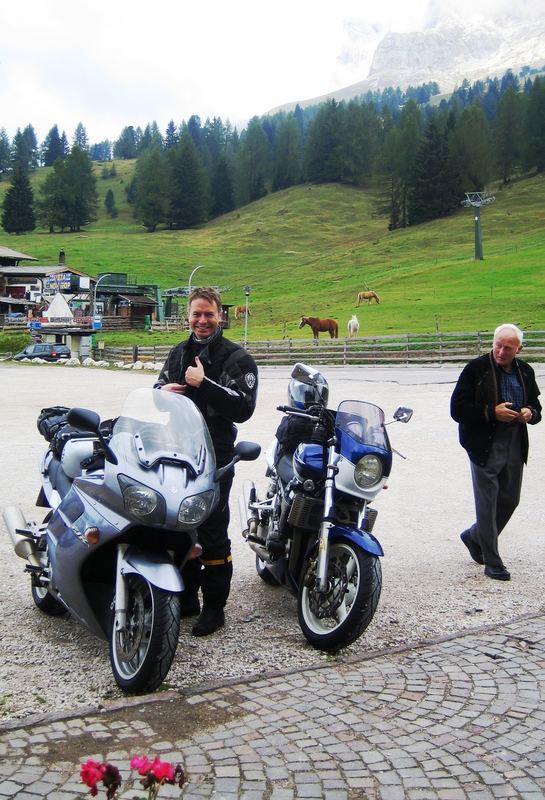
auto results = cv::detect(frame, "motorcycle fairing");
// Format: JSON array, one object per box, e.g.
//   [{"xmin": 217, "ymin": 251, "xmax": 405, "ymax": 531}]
[{"xmin": 121, "ymin": 546, "xmax": 184, "ymax": 592}]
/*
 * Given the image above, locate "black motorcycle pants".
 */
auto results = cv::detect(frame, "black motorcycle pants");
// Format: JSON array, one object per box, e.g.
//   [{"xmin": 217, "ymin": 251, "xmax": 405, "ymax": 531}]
[{"xmin": 182, "ymin": 474, "xmax": 233, "ymax": 609}]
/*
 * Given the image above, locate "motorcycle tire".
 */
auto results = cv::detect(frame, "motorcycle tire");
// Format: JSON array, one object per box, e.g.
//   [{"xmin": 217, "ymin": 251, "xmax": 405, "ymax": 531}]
[
  {"xmin": 31, "ymin": 578, "xmax": 66, "ymax": 616},
  {"xmin": 255, "ymin": 554, "xmax": 281, "ymax": 586},
  {"xmin": 109, "ymin": 574, "xmax": 181, "ymax": 694},
  {"xmin": 297, "ymin": 535, "xmax": 382, "ymax": 652}
]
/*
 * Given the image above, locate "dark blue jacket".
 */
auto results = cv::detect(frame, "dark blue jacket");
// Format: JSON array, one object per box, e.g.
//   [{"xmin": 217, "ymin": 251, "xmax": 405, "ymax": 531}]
[{"xmin": 450, "ymin": 352, "xmax": 541, "ymax": 466}]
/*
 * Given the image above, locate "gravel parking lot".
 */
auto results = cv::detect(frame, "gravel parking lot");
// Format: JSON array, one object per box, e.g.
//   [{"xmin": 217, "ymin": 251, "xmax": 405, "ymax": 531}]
[{"xmin": 1, "ymin": 360, "xmax": 544, "ymax": 723}]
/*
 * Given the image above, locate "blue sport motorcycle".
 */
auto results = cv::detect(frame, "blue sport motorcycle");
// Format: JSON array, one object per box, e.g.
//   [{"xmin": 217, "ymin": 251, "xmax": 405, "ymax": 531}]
[{"xmin": 239, "ymin": 363, "xmax": 412, "ymax": 651}]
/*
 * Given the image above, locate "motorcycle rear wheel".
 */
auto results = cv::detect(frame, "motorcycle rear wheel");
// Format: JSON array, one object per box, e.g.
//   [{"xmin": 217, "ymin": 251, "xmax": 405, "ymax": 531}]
[
  {"xmin": 255, "ymin": 555, "xmax": 281, "ymax": 586},
  {"xmin": 31, "ymin": 578, "xmax": 66, "ymax": 616},
  {"xmin": 109, "ymin": 574, "xmax": 181, "ymax": 693},
  {"xmin": 297, "ymin": 536, "xmax": 381, "ymax": 652}
]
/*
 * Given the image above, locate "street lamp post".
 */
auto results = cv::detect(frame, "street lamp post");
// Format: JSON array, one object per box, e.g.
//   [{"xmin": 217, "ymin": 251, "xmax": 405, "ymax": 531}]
[
  {"xmin": 92, "ymin": 273, "xmax": 114, "ymax": 318},
  {"xmin": 187, "ymin": 264, "xmax": 204, "ymax": 316},
  {"xmin": 244, "ymin": 285, "xmax": 251, "ymax": 347}
]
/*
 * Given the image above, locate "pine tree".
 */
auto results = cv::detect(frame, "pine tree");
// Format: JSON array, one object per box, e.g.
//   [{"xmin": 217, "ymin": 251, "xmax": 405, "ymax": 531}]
[
  {"xmin": 210, "ymin": 156, "xmax": 235, "ymax": 217},
  {"xmin": 133, "ymin": 145, "xmax": 168, "ymax": 232},
  {"xmin": 73, "ymin": 122, "xmax": 89, "ymax": 151},
  {"xmin": 235, "ymin": 117, "xmax": 270, "ymax": 205},
  {"xmin": 304, "ymin": 101, "xmax": 344, "ymax": 183},
  {"xmin": 104, "ymin": 188, "xmax": 118, "ymax": 218},
  {"xmin": 164, "ymin": 120, "xmax": 179, "ymax": 150},
  {"xmin": 495, "ymin": 86, "xmax": 523, "ymax": 183},
  {"xmin": 166, "ymin": 132, "xmax": 208, "ymax": 228},
  {"xmin": 272, "ymin": 115, "xmax": 302, "ymax": 190},
  {"xmin": 1, "ymin": 161, "xmax": 36, "ymax": 233},
  {"xmin": 113, "ymin": 126, "xmax": 138, "ymax": 159},
  {"xmin": 523, "ymin": 76, "xmax": 545, "ymax": 172},
  {"xmin": 41, "ymin": 125, "xmax": 66, "ymax": 166},
  {"xmin": 37, "ymin": 145, "xmax": 98, "ymax": 232},
  {"xmin": 448, "ymin": 104, "xmax": 492, "ymax": 193},
  {"xmin": 409, "ymin": 116, "xmax": 456, "ymax": 225}
]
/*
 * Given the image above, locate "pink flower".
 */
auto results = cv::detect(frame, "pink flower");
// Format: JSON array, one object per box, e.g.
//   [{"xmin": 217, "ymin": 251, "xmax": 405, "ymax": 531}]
[
  {"xmin": 80, "ymin": 753, "xmax": 184, "ymax": 798},
  {"xmin": 80, "ymin": 759, "xmax": 106, "ymax": 789},
  {"xmin": 130, "ymin": 754, "xmax": 151, "ymax": 775},
  {"xmin": 149, "ymin": 757, "xmax": 175, "ymax": 782}
]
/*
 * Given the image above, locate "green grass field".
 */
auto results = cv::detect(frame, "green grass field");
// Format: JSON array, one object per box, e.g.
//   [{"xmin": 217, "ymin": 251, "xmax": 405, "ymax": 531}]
[{"xmin": 1, "ymin": 162, "xmax": 545, "ymax": 346}]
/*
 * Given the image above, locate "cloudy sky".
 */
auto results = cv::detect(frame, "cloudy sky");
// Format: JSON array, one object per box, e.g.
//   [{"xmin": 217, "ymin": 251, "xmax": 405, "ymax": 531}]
[{"xmin": 0, "ymin": 0, "xmax": 539, "ymax": 146}]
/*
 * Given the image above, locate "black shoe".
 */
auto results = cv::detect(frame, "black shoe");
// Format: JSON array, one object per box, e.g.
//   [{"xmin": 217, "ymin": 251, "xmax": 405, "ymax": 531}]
[
  {"xmin": 460, "ymin": 530, "xmax": 484, "ymax": 565},
  {"xmin": 484, "ymin": 565, "xmax": 511, "ymax": 581},
  {"xmin": 192, "ymin": 607, "xmax": 225, "ymax": 637},
  {"xmin": 180, "ymin": 593, "xmax": 201, "ymax": 618}
]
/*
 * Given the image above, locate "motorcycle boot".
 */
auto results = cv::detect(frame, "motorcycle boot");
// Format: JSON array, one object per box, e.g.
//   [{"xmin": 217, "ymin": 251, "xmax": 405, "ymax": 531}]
[{"xmin": 192, "ymin": 554, "xmax": 232, "ymax": 636}]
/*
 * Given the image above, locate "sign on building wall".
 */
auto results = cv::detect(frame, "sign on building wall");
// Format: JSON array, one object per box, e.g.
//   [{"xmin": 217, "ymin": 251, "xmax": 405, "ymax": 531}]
[{"xmin": 45, "ymin": 272, "xmax": 72, "ymax": 291}]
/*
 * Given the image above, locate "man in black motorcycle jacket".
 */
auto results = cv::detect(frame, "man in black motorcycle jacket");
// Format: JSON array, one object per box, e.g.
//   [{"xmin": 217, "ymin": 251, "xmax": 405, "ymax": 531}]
[
  {"xmin": 450, "ymin": 323, "xmax": 541, "ymax": 582},
  {"xmin": 154, "ymin": 287, "xmax": 258, "ymax": 636}
]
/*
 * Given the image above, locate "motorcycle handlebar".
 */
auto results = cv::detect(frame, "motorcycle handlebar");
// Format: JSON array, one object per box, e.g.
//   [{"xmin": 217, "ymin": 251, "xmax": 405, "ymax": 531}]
[{"xmin": 276, "ymin": 405, "xmax": 322, "ymax": 419}]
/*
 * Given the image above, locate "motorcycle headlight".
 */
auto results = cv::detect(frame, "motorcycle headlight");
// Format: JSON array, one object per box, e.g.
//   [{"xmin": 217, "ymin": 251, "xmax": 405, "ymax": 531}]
[
  {"xmin": 354, "ymin": 454, "xmax": 383, "ymax": 489},
  {"xmin": 118, "ymin": 475, "xmax": 166, "ymax": 523},
  {"xmin": 178, "ymin": 491, "xmax": 215, "ymax": 526}
]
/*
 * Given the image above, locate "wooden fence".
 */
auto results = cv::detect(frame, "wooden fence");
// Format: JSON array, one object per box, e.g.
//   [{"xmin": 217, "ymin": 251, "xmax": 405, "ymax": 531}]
[{"xmin": 94, "ymin": 330, "xmax": 545, "ymax": 366}]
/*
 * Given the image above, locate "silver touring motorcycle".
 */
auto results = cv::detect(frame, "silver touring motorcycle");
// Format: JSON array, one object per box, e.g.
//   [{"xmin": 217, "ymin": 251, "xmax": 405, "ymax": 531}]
[
  {"xmin": 3, "ymin": 387, "xmax": 260, "ymax": 693},
  {"xmin": 240, "ymin": 363, "xmax": 412, "ymax": 651}
]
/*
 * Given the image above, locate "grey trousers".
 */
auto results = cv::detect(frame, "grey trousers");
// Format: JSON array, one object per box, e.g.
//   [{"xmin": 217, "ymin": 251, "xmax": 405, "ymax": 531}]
[{"xmin": 467, "ymin": 424, "xmax": 524, "ymax": 569}]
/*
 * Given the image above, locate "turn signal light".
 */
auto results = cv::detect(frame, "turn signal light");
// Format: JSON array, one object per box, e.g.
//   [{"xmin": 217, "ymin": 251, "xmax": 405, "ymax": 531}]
[
  {"xmin": 84, "ymin": 527, "xmax": 100, "ymax": 545},
  {"xmin": 187, "ymin": 543, "xmax": 203, "ymax": 560}
]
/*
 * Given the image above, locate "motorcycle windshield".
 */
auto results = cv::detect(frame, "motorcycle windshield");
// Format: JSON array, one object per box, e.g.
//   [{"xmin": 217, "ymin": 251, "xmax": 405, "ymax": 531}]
[
  {"xmin": 335, "ymin": 399, "xmax": 389, "ymax": 453},
  {"xmin": 112, "ymin": 388, "xmax": 215, "ymax": 476}
]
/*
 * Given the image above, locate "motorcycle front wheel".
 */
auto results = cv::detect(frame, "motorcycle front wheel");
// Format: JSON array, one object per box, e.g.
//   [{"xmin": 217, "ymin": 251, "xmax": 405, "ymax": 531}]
[
  {"xmin": 109, "ymin": 574, "xmax": 181, "ymax": 693},
  {"xmin": 297, "ymin": 536, "xmax": 382, "ymax": 652}
]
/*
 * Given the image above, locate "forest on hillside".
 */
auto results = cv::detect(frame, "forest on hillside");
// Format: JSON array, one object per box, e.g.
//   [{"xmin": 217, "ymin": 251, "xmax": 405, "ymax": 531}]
[{"xmin": 1, "ymin": 68, "xmax": 545, "ymax": 235}]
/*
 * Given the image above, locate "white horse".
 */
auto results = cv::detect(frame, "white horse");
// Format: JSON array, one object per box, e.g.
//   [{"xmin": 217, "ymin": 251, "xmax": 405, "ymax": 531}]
[{"xmin": 347, "ymin": 314, "xmax": 359, "ymax": 338}]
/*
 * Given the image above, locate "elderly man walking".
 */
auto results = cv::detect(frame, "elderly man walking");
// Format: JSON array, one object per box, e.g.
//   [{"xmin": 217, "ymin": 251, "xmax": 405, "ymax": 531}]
[{"xmin": 451, "ymin": 323, "xmax": 541, "ymax": 581}]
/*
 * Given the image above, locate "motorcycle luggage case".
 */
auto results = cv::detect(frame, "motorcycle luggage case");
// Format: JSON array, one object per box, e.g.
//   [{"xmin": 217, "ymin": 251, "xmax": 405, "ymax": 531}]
[{"xmin": 37, "ymin": 406, "xmax": 70, "ymax": 441}]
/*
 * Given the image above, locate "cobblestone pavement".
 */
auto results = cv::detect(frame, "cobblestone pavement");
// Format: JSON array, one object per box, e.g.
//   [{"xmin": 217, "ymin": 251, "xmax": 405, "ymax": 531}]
[{"xmin": 1, "ymin": 614, "xmax": 545, "ymax": 799}]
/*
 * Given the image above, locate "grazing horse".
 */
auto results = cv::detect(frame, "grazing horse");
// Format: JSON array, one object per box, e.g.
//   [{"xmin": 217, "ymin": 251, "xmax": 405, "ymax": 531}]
[
  {"xmin": 234, "ymin": 304, "xmax": 250, "ymax": 319},
  {"xmin": 357, "ymin": 290, "xmax": 380, "ymax": 306},
  {"xmin": 347, "ymin": 314, "xmax": 359, "ymax": 338},
  {"xmin": 299, "ymin": 316, "xmax": 338, "ymax": 339}
]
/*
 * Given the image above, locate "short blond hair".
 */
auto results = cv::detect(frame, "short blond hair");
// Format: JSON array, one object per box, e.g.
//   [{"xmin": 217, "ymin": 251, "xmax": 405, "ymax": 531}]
[
  {"xmin": 188, "ymin": 286, "xmax": 222, "ymax": 313},
  {"xmin": 493, "ymin": 323, "xmax": 523, "ymax": 345}
]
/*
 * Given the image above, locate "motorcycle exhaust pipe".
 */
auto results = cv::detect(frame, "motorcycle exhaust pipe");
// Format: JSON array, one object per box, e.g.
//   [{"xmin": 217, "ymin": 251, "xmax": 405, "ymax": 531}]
[
  {"xmin": 246, "ymin": 539, "xmax": 270, "ymax": 563},
  {"xmin": 239, "ymin": 480, "xmax": 259, "ymax": 538},
  {"xmin": 2, "ymin": 506, "xmax": 41, "ymax": 568}
]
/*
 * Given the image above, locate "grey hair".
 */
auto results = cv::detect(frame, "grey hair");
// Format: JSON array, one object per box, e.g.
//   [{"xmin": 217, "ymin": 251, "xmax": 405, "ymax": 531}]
[{"xmin": 493, "ymin": 323, "xmax": 523, "ymax": 345}]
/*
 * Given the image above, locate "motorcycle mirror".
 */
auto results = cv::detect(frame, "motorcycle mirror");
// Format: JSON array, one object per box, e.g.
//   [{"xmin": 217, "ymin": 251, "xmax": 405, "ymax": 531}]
[
  {"xmin": 215, "ymin": 441, "xmax": 261, "ymax": 481},
  {"xmin": 392, "ymin": 406, "xmax": 413, "ymax": 423},
  {"xmin": 67, "ymin": 407, "xmax": 118, "ymax": 465},
  {"xmin": 68, "ymin": 407, "xmax": 100, "ymax": 433},
  {"xmin": 235, "ymin": 441, "xmax": 262, "ymax": 461}
]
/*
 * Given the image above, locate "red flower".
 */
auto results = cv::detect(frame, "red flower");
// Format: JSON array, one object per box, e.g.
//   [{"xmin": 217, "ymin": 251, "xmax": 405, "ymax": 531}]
[
  {"xmin": 80, "ymin": 753, "xmax": 184, "ymax": 798},
  {"xmin": 80, "ymin": 759, "xmax": 106, "ymax": 790},
  {"xmin": 130, "ymin": 754, "xmax": 151, "ymax": 775},
  {"xmin": 149, "ymin": 757, "xmax": 175, "ymax": 782}
]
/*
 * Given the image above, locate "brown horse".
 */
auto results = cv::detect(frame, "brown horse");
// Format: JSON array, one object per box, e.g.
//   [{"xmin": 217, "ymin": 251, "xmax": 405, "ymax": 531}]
[
  {"xmin": 299, "ymin": 316, "xmax": 338, "ymax": 339},
  {"xmin": 234, "ymin": 304, "xmax": 251, "ymax": 319},
  {"xmin": 357, "ymin": 290, "xmax": 380, "ymax": 306}
]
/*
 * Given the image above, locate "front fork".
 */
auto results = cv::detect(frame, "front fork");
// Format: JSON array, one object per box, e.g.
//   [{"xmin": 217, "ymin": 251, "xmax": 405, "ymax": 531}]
[
  {"xmin": 113, "ymin": 543, "xmax": 128, "ymax": 631},
  {"xmin": 315, "ymin": 447, "xmax": 338, "ymax": 592}
]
